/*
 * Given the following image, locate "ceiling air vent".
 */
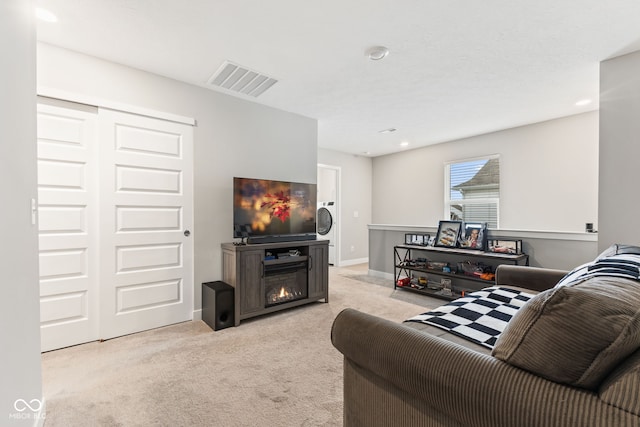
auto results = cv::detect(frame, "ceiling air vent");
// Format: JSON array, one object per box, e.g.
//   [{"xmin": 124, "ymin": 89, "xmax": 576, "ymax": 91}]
[{"xmin": 207, "ymin": 61, "xmax": 278, "ymax": 97}]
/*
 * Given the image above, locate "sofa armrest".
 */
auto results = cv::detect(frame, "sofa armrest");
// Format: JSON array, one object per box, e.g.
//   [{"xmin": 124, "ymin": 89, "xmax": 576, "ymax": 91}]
[
  {"xmin": 495, "ymin": 264, "xmax": 567, "ymax": 292},
  {"xmin": 331, "ymin": 308, "xmax": 635, "ymax": 427}
]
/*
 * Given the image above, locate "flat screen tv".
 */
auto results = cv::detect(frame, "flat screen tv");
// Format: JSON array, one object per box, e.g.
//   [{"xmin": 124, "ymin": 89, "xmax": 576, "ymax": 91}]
[{"xmin": 233, "ymin": 177, "xmax": 317, "ymax": 244}]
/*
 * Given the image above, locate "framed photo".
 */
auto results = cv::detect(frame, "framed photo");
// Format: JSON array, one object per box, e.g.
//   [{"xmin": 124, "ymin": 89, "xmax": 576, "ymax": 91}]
[
  {"xmin": 488, "ymin": 239, "xmax": 522, "ymax": 255},
  {"xmin": 404, "ymin": 233, "xmax": 430, "ymax": 246},
  {"xmin": 434, "ymin": 221, "xmax": 462, "ymax": 248},
  {"xmin": 459, "ymin": 222, "xmax": 487, "ymax": 250}
]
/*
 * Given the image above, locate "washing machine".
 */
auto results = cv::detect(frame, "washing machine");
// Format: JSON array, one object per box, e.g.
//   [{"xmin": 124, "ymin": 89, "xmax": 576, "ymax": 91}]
[{"xmin": 317, "ymin": 201, "xmax": 336, "ymax": 265}]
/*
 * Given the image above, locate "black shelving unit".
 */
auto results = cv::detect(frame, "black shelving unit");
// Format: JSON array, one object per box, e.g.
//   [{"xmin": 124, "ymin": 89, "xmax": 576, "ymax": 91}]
[{"xmin": 393, "ymin": 244, "xmax": 529, "ymax": 301}]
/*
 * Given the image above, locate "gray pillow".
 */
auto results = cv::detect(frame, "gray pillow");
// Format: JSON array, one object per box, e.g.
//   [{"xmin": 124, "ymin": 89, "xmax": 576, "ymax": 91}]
[{"xmin": 492, "ymin": 256, "xmax": 640, "ymax": 390}]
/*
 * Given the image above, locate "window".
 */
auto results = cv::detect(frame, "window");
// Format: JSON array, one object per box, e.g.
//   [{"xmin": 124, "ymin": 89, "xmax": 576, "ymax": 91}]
[{"xmin": 444, "ymin": 156, "xmax": 500, "ymax": 228}]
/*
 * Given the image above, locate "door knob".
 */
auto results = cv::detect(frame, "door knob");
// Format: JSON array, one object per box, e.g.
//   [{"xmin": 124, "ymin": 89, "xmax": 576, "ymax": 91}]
[{"xmin": 184, "ymin": 230, "xmax": 191, "ymax": 237}]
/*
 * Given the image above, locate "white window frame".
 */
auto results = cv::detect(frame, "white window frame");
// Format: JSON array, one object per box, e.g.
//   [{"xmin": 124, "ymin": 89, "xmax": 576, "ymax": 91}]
[{"xmin": 444, "ymin": 154, "xmax": 500, "ymax": 228}]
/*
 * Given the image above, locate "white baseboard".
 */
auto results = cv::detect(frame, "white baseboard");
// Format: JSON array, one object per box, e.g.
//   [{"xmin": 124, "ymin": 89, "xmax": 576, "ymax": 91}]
[
  {"xmin": 192, "ymin": 308, "xmax": 202, "ymax": 321},
  {"xmin": 338, "ymin": 257, "xmax": 368, "ymax": 267}
]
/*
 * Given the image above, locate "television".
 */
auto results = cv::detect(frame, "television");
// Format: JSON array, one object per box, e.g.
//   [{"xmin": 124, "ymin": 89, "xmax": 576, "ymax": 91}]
[{"xmin": 233, "ymin": 177, "xmax": 317, "ymax": 244}]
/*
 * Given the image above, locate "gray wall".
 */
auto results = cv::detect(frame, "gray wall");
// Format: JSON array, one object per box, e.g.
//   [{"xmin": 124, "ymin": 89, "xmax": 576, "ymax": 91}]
[
  {"xmin": 372, "ymin": 112, "xmax": 599, "ymax": 233},
  {"xmin": 318, "ymin": 148, "xmax": 372, "ymax": 264},
  {"xmin": 599, "ymin": 50, "xmax": 640, "ymax": 252},
  {"xmin": 1, "ymin": 0, "xmax": 44, "ymax": 424},
  {"xmin": 37, "ymin": 43, "xmax": 318, "ymax": 312},
  {"xmin": 368, "ymin": 112, "xmax": 602, "ymax": 274}
]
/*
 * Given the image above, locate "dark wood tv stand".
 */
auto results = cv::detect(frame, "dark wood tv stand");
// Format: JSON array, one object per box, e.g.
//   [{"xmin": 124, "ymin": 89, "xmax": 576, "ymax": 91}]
[{"xmin": 221, "ymin": 239, "xmax": 329, "ymax": 326}]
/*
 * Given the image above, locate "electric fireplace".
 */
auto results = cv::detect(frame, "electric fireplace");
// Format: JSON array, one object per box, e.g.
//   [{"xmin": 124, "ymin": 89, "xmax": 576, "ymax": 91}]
[{"xmin": 264, "ymin": 259, "xmax": 308, "ymax": 307}]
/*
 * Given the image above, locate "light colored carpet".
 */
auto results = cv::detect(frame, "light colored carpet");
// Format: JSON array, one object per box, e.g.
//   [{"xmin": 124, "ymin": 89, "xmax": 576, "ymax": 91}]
[
  {"xmin": 41, "ymin": 265, "xmax": 443, "ymax": 426},
  {"xmin": 339, "ymin": 274, "xmax": 441, "ymax": 309}
]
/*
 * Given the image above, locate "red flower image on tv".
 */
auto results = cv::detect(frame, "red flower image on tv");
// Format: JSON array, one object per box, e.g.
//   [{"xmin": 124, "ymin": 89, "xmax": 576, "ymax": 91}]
[
  {"xmin": 261, "ymin": 191, "xmax": 291, "ymax": 223},
  {"xmin": 233, "ymin": 178, "xmax": 316, "ymax": 238}
]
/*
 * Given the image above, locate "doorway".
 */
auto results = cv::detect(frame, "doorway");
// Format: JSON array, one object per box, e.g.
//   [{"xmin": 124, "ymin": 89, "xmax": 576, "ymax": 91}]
[{"xmin": 317, "ymin": 164, "xmax": 340, "ymax": 266}]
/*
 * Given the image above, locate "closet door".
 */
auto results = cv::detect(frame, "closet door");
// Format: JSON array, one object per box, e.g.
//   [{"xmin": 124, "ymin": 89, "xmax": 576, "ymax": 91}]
[
  {"xmin": 98, "ymin": 109, "xmax": 194, "ymax": 339},
  {"xmin": 37, "ymin": 102, "xmax": 99, "ymax": 352}
]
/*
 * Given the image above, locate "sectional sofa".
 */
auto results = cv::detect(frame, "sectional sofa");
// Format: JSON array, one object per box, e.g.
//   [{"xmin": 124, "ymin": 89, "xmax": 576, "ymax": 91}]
[{"xmin": 331, "ymin": 244, "xmax": 640, "ymax": 427}]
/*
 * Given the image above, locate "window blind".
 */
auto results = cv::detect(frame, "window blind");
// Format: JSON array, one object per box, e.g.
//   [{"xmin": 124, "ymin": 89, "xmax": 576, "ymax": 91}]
[{"xmin": 445, "ymin": 156, "xmax": 500, "ymax": 228}]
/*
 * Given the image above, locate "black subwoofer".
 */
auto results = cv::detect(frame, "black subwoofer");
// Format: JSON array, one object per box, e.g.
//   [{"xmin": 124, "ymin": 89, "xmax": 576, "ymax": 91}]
[{"xmin": 202, "ymin": 281, "xmax": 235, "ymax": 331}]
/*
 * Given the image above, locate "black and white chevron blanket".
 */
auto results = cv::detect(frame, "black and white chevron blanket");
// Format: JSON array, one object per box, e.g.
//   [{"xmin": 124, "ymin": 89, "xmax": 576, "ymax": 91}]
[{"xmin": 405, "ymin": 286, "xmax": 535, "ymax": 349}]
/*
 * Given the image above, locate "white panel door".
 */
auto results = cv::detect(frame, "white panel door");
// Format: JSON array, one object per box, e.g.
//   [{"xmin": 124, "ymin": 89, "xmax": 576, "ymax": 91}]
[
  {"xmin": 98, "ymin": 109, "xmax": 193, "ymax": 339},
  {"xmin": 37, "ymin": 103, "xmax": 99, "ymax": 352}
]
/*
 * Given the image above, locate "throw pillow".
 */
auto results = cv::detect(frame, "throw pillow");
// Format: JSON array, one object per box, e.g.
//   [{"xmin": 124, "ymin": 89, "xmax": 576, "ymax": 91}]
[
  {"xmin": 595, "ymin": 243, "xmax": 640, "ymax": 260},
  {"xmin": 492, "ymin": 249, "xmax": 640, "ymax": 390}
]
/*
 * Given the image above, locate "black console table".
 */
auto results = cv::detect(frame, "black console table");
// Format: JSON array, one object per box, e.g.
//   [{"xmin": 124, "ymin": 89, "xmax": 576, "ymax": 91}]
[{"xmin": 394, "ymin": 244, "xmax": 529, "ymax": 301}]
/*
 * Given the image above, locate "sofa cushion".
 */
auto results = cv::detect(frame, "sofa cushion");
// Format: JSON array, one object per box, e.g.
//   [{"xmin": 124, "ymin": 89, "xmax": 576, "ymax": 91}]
[
  {"xmin": 492, "ymin": 249, "xmax": 640, "ymax": 390},
  {"xmin": 404, "ymin": 321, "xmax": 492, "ymax": 355}
]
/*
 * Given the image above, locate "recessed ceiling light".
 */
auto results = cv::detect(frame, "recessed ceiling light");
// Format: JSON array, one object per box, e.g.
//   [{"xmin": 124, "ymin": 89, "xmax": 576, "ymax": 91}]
[
  {"xmin": 366, "ymin": 46, "xmax": 389, "ymax": 61},
  {"xmin": 379, "ymin": 127, "xmax": 397, "ymax": 134},
  {"xmin": 575, "ymin": 99, "xmax": 592, "ymax": 107},
  {"xmin": 35, "ymin": 7, "xmax": 58, "ymax": 23},
  {"xmin": 400, "ymin": 141, "xmax": 410, "ymax": 147}
]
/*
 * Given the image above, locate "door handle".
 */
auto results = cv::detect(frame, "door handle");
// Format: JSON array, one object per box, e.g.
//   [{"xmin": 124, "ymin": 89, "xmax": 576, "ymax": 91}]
[{"xmin": 184, "ymin": 230, "xmax": 191, "ymax": 237}]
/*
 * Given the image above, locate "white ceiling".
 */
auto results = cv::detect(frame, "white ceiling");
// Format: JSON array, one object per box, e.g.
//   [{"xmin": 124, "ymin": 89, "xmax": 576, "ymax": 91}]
[{"xmin": 36, "ymin": 0, "xmax": 640, "ymax": 157}]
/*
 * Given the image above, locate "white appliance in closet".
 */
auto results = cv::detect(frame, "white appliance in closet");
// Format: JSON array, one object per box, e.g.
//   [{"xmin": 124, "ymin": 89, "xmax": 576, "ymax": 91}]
[{"xmin": 317, "ymin": 201, "xmax": 336, "ymax": 265}]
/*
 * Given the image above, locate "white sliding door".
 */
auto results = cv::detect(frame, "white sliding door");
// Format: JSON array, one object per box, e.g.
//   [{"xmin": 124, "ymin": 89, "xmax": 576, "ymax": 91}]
[
  {"xmin": 98, "ymin": 109, "xmax": 194, "ymax": 340},
  {"xmin": 37, "ymin": 102, "xmax": 194, "ymax": 350},
  {"xmin": 37, "ymin": 103, "xmax": 99, "ymax": 352}
]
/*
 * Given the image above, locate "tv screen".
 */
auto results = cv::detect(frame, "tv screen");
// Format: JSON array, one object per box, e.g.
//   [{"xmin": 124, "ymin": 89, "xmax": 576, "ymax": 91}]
[{"xmin": 233, "ymin": 177, "xmax": 317, "ymax": 241}]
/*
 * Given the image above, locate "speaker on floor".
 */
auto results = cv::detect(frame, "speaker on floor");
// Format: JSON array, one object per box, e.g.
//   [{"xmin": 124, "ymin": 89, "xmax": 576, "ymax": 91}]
[{"xmin": 202, "ymin": 281, "xmax": 235, "ymax": 331}]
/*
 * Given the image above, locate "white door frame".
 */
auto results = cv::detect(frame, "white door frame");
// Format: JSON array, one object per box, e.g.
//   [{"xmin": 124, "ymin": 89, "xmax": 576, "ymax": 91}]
[
  {"xmin": 38, "ymin": 87, "xmax": 195, "ymax": 126},
  {"xmin": 317, "ymin": 163, "xmax": 341, "ymax": 266}
]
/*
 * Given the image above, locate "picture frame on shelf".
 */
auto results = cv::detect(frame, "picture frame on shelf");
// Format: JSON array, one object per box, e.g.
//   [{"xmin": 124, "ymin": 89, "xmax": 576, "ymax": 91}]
[
  {"xmin": 488, "ymin": 239, "xmax": 523, "ymax": 255},
  {"xmin": 459, "ymin": 222, "xmax": 487, "ymax": 251},
  {"xmin": 404, "ymin": 233, "xmax": 430, "ymax": 246},
  {"xmin": 412, "ymin": 234, "xmax": 428, "ymax": 246},
  {"xmin": 434, "ymin": 220, "xmax": 462, "ymax": 248}
]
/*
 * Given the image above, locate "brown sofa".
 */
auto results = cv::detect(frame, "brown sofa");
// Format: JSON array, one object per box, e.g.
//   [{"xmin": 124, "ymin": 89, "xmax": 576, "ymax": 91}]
[{"xmin": 332, "ymin": 257, "xmax": 640, "ymax": 427}]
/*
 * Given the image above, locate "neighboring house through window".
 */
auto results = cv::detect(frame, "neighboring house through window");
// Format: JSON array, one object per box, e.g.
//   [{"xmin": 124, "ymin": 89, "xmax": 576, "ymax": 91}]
[{"xmin": 444, "ymin": 156, "xmax": 500, "ymax": 228}]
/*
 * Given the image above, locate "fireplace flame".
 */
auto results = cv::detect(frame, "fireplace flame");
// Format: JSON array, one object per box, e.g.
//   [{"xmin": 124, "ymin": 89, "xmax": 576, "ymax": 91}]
[{"xmin": 267, "ymin": 285, "xmax": 303, "ymax": 306}]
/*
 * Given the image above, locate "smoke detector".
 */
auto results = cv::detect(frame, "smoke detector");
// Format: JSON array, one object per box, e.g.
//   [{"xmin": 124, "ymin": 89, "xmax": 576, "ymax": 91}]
[
  {"xmin": 207, "ymin": 61, "xmax": 278, "ymax": 97},
  {"xmin": 366, "ymin": 46, "xmax": 389, "ymax": 61}
]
